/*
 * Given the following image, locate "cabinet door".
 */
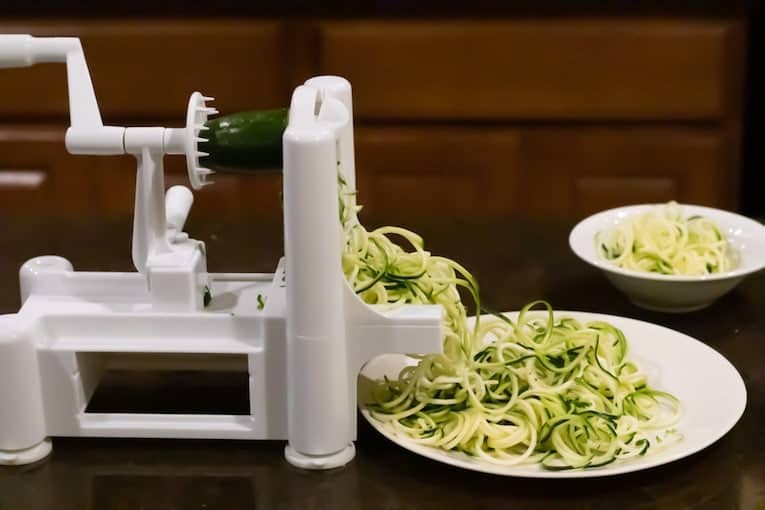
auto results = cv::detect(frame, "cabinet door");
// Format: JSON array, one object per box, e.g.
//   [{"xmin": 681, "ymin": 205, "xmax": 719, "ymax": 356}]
[
  {"xmin": 517, "ymin": 127, "xmax": 727, "ymax": 218},
  {"xmin": 0, "ymin": 125, "xmax": 282, "ymax": 221},
  {"xmin": 164, "ymin": 165, "xmax": 283, "ymax": 221},
  {"xmin": 95, "ymin": 151, "xmax": 283, "ymax": 221},
  {"xmin": 0, "ymin": 20, "xmax": 288, "ymax": 120},
  {"xmin": 0, "ymin": 124, "xmax": 731, "ymax": 223},
  {"xmin": 354, "ymin": 126, "xmax": 520, "ymax": 221},
  {"xmin": 0, "ymin": 126, "xmax": 98, "ymax": 218},
  {"xmin": 352, "ymin": 125, "xmax": 727, "ymax": 220},
  {"xmin": 319, "ymin": 19, "xmax": 737, "ymax": 120}
]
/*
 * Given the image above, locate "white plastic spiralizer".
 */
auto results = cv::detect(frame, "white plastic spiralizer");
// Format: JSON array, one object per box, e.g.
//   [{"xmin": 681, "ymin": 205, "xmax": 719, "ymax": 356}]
[{"xmin": 0, "ymin": 35, "xmax": 442, "ymax": 470}]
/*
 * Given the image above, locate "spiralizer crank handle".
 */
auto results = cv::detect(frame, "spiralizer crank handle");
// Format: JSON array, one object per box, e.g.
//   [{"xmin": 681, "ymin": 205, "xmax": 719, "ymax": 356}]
[{"xmin": 0, "ymin": 34, "xmax": 75, "ymax": 67}]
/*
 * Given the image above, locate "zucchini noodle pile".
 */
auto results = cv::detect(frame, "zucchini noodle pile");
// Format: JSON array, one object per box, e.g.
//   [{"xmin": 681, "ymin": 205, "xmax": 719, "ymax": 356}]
[
  {"xmin": 596, "ymin": 201, "xmax": 733, "ymax": 275},
  {"xmin": 339, "ymin": 176, "xmax": 682, "ymax": 470}
]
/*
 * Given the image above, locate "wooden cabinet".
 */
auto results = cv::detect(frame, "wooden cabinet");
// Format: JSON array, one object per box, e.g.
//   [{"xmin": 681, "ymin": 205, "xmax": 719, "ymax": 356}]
[
  {"xmin": 0, "ymin": 17, "xmax": 746, "ymax": 221},
  {"xmin": 0, "ymin": 20, "xmax": 288, "ymax": 120},
  {"xmin": 318, "ymin": 20, "xmax": 733, "ymax": 120},
  {"xmin": 0, "ymin": 125, "xmax": 100, "ymax": 218},
  {"xmin": 354, "ymin": 127, "xmax": 520, "ymax": 219},
  {"xmin": 0, "ymin": 20, "xmax": 288, "ymax": 221},
  {"xmin": 96, "ymin": 152, "xmax": 283, "ymax": 221},
  {"xmin": 354, "ymin": 126, "xmax": 727, "ymax": 220},
  {"xmin": 516, "ymin": 127, "xmax": 726, "ymax": 217}
]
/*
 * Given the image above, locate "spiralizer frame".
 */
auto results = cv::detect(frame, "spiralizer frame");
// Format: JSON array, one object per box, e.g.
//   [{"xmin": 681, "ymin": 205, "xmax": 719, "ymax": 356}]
[{"xmin": 0, "ymin": 35, "xmax": 442, "ymax": 469}]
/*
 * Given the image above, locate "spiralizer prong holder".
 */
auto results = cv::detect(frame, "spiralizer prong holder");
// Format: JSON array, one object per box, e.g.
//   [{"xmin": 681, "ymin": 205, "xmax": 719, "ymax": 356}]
[{"xmin": 0, "ymin": 36, "xmax": 442, "ymax": 468}]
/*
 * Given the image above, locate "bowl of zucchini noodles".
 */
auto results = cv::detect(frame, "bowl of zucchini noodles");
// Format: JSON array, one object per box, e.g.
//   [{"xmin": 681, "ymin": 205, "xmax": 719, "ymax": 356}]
[{"xmin": 569, "ymin": 202, "xmax": 765, "ymax": 312}]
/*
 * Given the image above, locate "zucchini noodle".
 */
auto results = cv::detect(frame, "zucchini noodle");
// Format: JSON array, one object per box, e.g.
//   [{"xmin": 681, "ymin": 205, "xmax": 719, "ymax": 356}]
[
  {"xmin": 596, "ymin": 201, "xmax": 733, "ymax": 275},
  {"xmin": 340, "ymin": 176, "xmax": 682, "ymax": 470}
]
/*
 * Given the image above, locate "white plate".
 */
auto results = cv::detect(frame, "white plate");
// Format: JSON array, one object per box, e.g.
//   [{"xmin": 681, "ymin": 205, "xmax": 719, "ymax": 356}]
[{"xmin": 359, "ymin": 311, "xmax": 747, "ymax": 478}]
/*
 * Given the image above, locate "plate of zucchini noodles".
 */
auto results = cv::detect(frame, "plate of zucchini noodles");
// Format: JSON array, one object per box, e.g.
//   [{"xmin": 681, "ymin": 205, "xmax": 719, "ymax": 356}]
[
  {"xmin": 358, "ymin": 307, "xmax": 745, "ymax": 478},
  {"xmin": 341, "ymin": 183, "xmax": 747, "ymax": 477}
]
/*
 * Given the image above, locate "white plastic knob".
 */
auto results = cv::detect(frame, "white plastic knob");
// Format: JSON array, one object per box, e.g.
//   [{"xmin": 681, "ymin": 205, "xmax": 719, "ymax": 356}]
[
  {"xmin": 165, "ymin": 185, "xmax": 194, "ymax": 234},
  {"xmin": 0, "ymin": 35, "xmax": 34, "ymax": 67}
]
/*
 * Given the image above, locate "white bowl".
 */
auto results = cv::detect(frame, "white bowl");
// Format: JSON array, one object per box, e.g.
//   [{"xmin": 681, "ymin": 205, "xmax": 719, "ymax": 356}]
[{"xmin": 569, "ymin": 204, "xmax": 765, "ymax": 312}]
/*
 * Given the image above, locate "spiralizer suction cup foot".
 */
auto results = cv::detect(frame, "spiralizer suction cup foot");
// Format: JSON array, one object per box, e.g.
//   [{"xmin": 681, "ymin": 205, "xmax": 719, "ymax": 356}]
[
  {"xmin": 0, "ymin": 439, "xmax": 52, "ymax": 466},
  {"xmin": 284, "ymin": 443, "xmax": 355, "ymax": 470}
]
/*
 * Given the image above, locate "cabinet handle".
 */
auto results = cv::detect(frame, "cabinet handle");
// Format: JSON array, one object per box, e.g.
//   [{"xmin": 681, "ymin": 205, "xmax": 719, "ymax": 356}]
[{"xmin": 0, "ymin": 170, "xmax": 46, "ymax": 188}]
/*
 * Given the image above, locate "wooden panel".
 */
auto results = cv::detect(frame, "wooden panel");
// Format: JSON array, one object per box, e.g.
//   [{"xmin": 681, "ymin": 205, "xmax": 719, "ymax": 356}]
[
  {"xmin": 0, "ymin": 126, "xmax": 281, "ymax": 221},
  {"xmin": 164, "ymin": 170, "xmax": 282, "ymax": 221},
  {"xmin": 517, "ymin": 127, "xmax": 726, "ymax": 218},
  {"xmin": 96, "ymin": 152, "xmax": 282, "ymax": 221},
  {"xmin": 319, "ymin": 20, "xmax": 734, "ymax": 120},
  {"xmin": 0, "ymin": 125, "xmax": 731, "ymax": 222},
  {"xmin": 354, "ymin": 127, "xmax": 520, "ymax": 220},
  {"xmin": 0, "ymin": 125, "xmax": 98, "ymax": 218},
  {"xmin": 574, "ymin": 177, "xmax": 677, "ymax": 214},
  {"xmin": 0, "ymin": 20, "xmax": 286, "ymax": 120},
  {"xmin": 351, "ymin": 126, "xmax": 726, "ymax": 220}
]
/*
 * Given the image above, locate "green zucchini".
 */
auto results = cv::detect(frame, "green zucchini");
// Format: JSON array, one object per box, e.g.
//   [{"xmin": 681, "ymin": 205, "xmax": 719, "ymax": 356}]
[{"xmin": 199, "ymin": 108, "xmax": 288, "ymax": 173}]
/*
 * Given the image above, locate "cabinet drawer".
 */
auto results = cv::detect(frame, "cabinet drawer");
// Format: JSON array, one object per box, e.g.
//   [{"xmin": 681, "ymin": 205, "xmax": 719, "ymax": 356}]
[
  {"xmin": 354, "ymin": 127, "xmax": 520, "ymax": 219},
  {"xmin": 352, "ymin": 126, "xmax": 727, "ymax": 220},
  {"xmin": 0, "ymin": 126, "xmax": 98, "ymax": 217},
  {"xmin": 0, "ymin": 125, "xmax": 731, "ymax": 223},
  {"xmin": 0, "ymin": 20, "xmax": 286, "ymax": 120},
  {"xmin": 98, "ymin": 153, "xmax": 283, "ymax": 221},
  {"xmin": 517, "ymin": 127, "xmax": 726, "ymax": 217},
  {"xmin": 319, "ymin": 20, "xmax": 736, "ymax": 120},
  {"xmin": 164, "ymin": 170, "xmax": 282, "ymax": 221},
  {"xmin": 0, "ymin": 125, "xmax": 282, "ymax": 221}
]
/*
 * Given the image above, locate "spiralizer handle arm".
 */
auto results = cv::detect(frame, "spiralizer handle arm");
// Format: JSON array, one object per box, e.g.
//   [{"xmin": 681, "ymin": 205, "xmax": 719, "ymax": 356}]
[
  {"xmin": 0, "ymin": 34, "xmax": 124, "ymax": 154},
  {"xmin": 0, "ymin": 35, "xmax": 198, "ymax": 279}
]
